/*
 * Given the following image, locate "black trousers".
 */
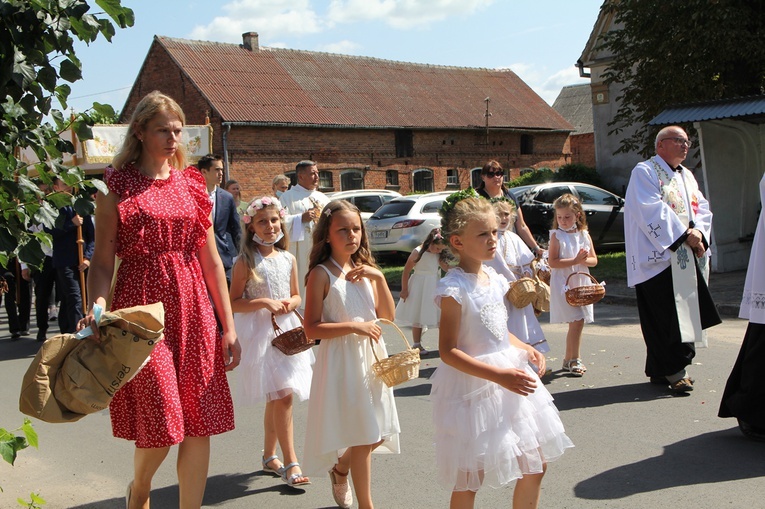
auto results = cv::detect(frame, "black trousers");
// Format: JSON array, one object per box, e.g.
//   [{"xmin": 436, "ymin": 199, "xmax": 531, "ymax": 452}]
[
  {"xmin": 32, "ymin": 256, "xmax": 57, "ymax": 334},
  {"xmin": 3, "ymin": 261, "xmax": 31, "ymax": 334},
  {"xmin": 719, "ymin": 322, "xmax": 765, "ymax": 427},
  {"xmin": 635, "ymin": 265, "xmax": 721, "ymax": 378},
  {"xmin": 56, "ymin": 265, "xmax": 84, "ymax": 334}
]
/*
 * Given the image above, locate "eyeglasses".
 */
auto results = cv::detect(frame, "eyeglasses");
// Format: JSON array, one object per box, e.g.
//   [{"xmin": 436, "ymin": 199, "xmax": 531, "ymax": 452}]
[
  {"xmin": 661, "ymin": 137, "xmax": 692, "ymax": 148},
  {"xmin": 485, "ymin": 171, "xmax": 504, "ymax": 178}
]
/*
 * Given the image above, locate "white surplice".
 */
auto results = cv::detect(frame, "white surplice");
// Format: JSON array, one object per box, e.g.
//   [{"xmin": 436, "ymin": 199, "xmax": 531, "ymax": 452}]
[
  {"xmin": 279, "ymin": 184, "xmax": 330, "ymax": 303},
  {"xmin": 624, "ymin": 155, "xmax": 713, "ymax": 288},
  {"xmin": 741, "ymin": 173, "xmax": 765, "ymax": 324}
]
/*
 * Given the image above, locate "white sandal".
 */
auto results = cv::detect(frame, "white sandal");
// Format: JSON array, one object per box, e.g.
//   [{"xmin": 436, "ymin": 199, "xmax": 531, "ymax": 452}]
[
  {"xmin": 562, "ymin": 358, "xmax": 586, "ymax": 377},
  {"xmin": 261, "ymin": 455, "xmax": 282, "ymax": 476},
  {"xmin": 281, "ymin": 462, "xmax": 311, "ymax": 487}
]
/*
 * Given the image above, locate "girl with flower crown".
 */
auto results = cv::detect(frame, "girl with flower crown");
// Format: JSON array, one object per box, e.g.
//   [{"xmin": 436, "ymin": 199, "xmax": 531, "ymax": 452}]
[
  {"xmin": 395, "ymin": 227, "xmax": 450, "ymax": 354},
  {"xmin": 432, "ymin": 189, "xmax": 572, "ymax": 509},
  {"xmin": 230, "ymin": 195, "xmax": 315, "ymax": 488}
]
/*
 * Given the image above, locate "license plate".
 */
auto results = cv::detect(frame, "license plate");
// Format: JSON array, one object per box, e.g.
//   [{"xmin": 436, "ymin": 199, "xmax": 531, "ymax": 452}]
[{"xmin": 372, "ymin": 230, "xmax": 388, "ymax": 239}]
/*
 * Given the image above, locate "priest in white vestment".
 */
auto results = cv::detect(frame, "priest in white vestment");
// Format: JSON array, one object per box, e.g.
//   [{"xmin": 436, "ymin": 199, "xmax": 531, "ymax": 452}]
[
  {"xmin": 624, "ymin": 125, "xmax": 721, "ymax": 393},
  {"xmin": 719, "ymin": 171, "xmax": 765, "ymax": 440},
  {"xmin": 280, "ymin": 160, "xmax": 330, "ymax": 304}
]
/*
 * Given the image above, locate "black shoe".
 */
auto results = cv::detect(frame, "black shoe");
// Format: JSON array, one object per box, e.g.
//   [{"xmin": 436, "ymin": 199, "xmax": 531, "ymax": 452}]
[
  {"xmin": 738, "ymin": 419, "xmax": 765, "ymax": 442},
  {"xmin": 20, "ymin": 329, "xmax": 30, "ymax": 336},
  {"xmin": 10, "ymin": 332, "xmax": 22, "ymax": 341},
  {"xmin": 36, "ymin": 330, "xmax": 47, "ymax": 342}
]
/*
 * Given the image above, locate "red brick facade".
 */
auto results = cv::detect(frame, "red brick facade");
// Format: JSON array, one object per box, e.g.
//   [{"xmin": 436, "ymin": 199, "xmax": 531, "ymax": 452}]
[
  {"xmin": 122, "ymin": 42, "xmax": 572, "ymax": 200},
  {"xmin": 569, "ymin": 132, "xmax": 596, "ymax": 168}
]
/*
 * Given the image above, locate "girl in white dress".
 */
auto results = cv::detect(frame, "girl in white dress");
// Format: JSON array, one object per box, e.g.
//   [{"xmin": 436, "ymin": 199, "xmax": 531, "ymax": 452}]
[
  {"xmin": 433, "ymin": 191, "xmax": 572, "ymax": 509},
  {"xmin": 395, "ymin": 227, "xmax": 449, "ymax": 354},
  {"xmin": 303, "ymin": 199, "xmax": 400, "ymax": 509},
  {"xmin": 485, "ymin": 199, "xmax": 549, "ymax": 354},
  {"xmin": 548, "ymin": 193, "xmax": 598, "ymax": 377},
  {"xmin": 230, "ymin": 196, "xmax": 314, "ymax": 487}
]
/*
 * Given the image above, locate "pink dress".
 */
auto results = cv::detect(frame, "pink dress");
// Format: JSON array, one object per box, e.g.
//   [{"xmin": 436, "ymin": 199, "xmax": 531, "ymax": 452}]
[{"xmin": 106, "ymin": 164, "xmax": 235, "ymax": 448}]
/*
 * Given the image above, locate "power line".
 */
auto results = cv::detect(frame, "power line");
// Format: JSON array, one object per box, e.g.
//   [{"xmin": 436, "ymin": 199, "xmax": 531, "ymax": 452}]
[{"xmin": 67, "ymin": 86, "xmax": 132, "ymax": 100}]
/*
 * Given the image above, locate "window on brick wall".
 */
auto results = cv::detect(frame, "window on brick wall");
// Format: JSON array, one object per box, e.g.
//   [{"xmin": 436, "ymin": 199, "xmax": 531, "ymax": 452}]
[
  {"xmin": 395, "ymin": 129, "xmax": 414, "ymax": 158},
  {"xmin": 386, "ymin": 170, "xmax": 399, "ymax": 188},
  {"xmin": 319, "ymin": 170, "xmax": 333, "ymax": 191},
  {"xmin": 446, "ymin": 169, "xmax": 459, "ymax": 187},
  {"xmin": 340, "ymin": 170, "xmax": 364, "ymax": 191},
  {"xmin": 412, "ymin": 169, "xmax": 434, "ymax": 193},
  {"xmin": 520, "ymin": 134, "xmax": 534, "ymax": 155}
]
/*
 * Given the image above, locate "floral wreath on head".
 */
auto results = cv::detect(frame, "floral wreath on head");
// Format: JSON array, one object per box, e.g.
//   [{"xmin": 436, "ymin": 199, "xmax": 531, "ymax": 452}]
[
  {"xmin": 439, "ymin": 187, "xmax": 479, "ymax": 219},
  {"xmin": 242, "ymin": 196, "xmax": 287, "ymax": 224}
]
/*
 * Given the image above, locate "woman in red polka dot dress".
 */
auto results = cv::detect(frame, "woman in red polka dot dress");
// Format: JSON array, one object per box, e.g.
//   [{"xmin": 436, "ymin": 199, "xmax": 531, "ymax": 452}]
[{"xmin": 79, "ymin": 91, "xmax": 241, "ymax": 509}]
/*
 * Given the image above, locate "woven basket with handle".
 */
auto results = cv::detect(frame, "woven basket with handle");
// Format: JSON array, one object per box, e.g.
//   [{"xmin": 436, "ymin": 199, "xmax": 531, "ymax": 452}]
[
  {"xmin": 271, "ymin": 310, "xmax": 315, "ymax": 355},
  {"xmin": 370, "ymin": 318, "xmax": 421, "ymax": 387},
  {"xmin": 564, "ymin": 272, "xmax": 605, "ymax": 307},
  {"xmin": 506, "ymin": 277, "xmax": 537, "ymax": 308}
]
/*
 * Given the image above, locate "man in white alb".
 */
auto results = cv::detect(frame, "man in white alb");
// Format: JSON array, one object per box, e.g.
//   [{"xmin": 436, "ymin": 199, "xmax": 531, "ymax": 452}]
[
  {"xmin": 624, "ymin": 125, "xmax": 721, "ymax": 393},
  {"xmin": 280, "ymin": 160, "xmax": 330, "ymax": 304}
]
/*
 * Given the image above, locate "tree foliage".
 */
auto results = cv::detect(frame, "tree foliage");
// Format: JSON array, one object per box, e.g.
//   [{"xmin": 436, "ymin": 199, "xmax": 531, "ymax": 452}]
[
  {"xmin": 599, "ymin": 0, "xmax": 765, "ymax": 156},
  {"xmin": 0, "ymin": 0, "xmax": 134, "ymax": 268}
]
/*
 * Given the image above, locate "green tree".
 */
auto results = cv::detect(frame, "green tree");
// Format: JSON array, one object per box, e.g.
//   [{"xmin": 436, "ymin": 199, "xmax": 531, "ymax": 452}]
[
  {"xmin": 0, "ymin": 0, "xmax": 134, "ymax": 269},
  {"xmin": 599, "ymin": 0, "xmax": 765, "ymax": 156}
]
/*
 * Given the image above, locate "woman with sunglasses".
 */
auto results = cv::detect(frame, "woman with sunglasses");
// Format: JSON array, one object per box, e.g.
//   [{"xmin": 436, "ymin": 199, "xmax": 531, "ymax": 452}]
[{"xmin": 476, "ymin": 160, "xmax": 544, "ymax": 257}]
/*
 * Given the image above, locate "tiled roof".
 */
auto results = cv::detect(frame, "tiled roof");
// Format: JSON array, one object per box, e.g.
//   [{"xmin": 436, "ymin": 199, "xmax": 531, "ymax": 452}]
[
  {"xmin": 157, "ymin": 36, "xmax": 573, "ymax": 131},
  {"xmin": 552, "ymin": 83, "xmax": 594, "ymax": 134},
  {"xmin": 649, "ymin": 95, "xmax": 765, "ymax": 125}
]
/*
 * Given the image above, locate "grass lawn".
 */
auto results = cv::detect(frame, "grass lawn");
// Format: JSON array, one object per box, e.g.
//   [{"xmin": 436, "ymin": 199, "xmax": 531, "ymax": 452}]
[{"xmin": 381, "ymin": 251, "xmax": 626, "ymax": 290}]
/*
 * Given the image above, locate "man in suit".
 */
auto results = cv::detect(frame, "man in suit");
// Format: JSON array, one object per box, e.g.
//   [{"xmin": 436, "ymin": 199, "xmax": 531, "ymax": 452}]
[
  {"xmin": 198, "ymin": 154, "xmax": 241, "ymax": 285},
  {"xmin": 49, "ymin": 178, "xmax": 95, "ymax": 333}
]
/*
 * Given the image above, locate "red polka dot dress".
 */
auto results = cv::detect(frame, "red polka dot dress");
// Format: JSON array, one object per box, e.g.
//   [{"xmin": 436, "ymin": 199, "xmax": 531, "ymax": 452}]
[{"xmin": 106, "ymin": 164, "xmax": 235, "ymax": 448}]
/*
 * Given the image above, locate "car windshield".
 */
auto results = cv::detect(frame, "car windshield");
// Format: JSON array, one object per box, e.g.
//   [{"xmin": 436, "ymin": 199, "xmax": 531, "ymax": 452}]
[{"xmin": 370, "ymin": 201, "xmax": 415, "ymax": 219}]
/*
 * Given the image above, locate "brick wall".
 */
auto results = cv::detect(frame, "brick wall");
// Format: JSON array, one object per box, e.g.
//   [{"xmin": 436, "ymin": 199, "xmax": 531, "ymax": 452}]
[{"xmin": 569, "ymin": 133, "xmax": 596, "ymax": 168}]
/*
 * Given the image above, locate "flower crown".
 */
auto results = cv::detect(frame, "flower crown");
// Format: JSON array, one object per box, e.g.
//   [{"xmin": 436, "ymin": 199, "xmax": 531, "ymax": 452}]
[
  {"xmin": 439, "ymin": 187, "xmax": 479, "ymax": 221},
  {"xmin": 242, "ymin": 196, "xmax": 287, "ymax": 224},
  {"xmin": 489, "ymin": 196, "xmax": 517, "ymax": 210}
]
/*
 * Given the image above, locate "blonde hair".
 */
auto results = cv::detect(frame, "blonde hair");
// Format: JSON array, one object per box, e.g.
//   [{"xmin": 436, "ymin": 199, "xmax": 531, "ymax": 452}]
[
  {"xmin": 492, "ymin": 199, "xmax": 517, "ymax": 227},
  {"xmin": 441, "ymin": 197, "xmax": 494, "ymax": 258},
  {"xmin": 552, "ymin": 193, "xmax": 587, "ymax": 231},
  {"xmin": 113, "ymin": 91, "xmax": 187, "ymax": 171},
  {"xmin": 306, "ymin": 200, "xmax": 376, "ymax": 284},
  {"xmin": 238, "ymin": 198, "xmax": 290, "ymax": 284}
]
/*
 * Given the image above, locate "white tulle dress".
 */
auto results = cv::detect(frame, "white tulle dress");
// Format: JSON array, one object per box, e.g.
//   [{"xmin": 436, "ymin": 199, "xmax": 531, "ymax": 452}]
[
  {"xmin": 549, "ymin": 229, "xmax": 594, "ymax": 324},
  {"xmin": 303, "ymin": 263, "xmax": 401, "ymax": 477},
  {"xmin": 431, "ymin": 266, "xmax": 573, "ymax": 491},
  {"xmin": 234, "ymin": 250, "xmax": 315, "ymax": 404},
  {"xmin": 395, "ymin": 248, "xmax": 441, "ymax": 329}
]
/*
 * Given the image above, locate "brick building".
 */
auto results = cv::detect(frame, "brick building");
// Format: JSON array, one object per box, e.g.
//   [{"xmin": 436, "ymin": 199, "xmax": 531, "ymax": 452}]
[{"xmin": 122, "ymin": 32, "xmax": 574, "ymax": 199}]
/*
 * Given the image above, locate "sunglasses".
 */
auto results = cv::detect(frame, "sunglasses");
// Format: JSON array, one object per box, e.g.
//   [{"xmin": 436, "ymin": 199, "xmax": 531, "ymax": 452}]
[{"xmin": 485, "ymin": 171, "xmax": 504, "ymax": 178}]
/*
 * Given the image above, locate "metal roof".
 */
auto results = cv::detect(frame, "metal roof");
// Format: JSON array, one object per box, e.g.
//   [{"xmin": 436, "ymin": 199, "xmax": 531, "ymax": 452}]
[
  {"xmin": 156, "ymin": 36, "xmax": 573, "ymax": 131},
  {"xmin": 649, "ymin": 95, "xmax": 765, "ymax": 125}
]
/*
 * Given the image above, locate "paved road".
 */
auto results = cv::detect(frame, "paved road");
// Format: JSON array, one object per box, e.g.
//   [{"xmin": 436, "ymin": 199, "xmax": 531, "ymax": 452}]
[{"xmin": 2, "ymin": 302, "xmax": 764, "ymax": 508}]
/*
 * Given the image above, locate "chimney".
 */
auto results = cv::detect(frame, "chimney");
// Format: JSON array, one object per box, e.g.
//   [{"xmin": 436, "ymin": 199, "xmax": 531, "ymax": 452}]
[{"xmin": 242, "ymin": 32, "xmax": 259, "ymax": 51}]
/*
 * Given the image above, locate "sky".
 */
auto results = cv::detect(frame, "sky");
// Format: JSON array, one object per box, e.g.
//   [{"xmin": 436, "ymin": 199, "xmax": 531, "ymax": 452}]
[{"xmin": 64, "ymin": 0, "xmax": 604, "ymax": 116}]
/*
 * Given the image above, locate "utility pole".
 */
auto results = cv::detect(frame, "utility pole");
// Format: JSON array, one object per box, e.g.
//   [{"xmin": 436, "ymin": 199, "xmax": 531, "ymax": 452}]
[{"xmin": 484, "ymin": 97, "xmax": 491, "ymax": 146}]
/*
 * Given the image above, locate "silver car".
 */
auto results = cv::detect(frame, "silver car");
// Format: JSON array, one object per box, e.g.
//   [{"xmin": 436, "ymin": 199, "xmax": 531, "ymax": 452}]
[
  {"xmin": 327, "ymin": 189, "xmax": 402, "ymax": 221},
  {"xmin": 366, "ymin": 192, "xmax": 452, "ymax": 254}
]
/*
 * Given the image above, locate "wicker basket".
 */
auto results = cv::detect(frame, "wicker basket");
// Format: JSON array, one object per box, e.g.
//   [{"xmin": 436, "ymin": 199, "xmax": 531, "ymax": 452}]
[
  {"xmin": 533, "ymin": 258, "xmax": 551, "ymax": 286},
  {"xmin": 564, "ymin": 272, "xmax": 605, "ymax": 307},
  {"xmin": 533, "ymin": 277, "xmax": 551, "ymax": 313},
  {"xmin": 271, "ymin": 310, "xmax": 315, "ymax": 355},
  {"xmin": 370, "ymin": 318, "xmax": 421, "ymax": 388},
  {"xmin": 506, "ymin": 277, "xmax": 537, "ymax": 308}
]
